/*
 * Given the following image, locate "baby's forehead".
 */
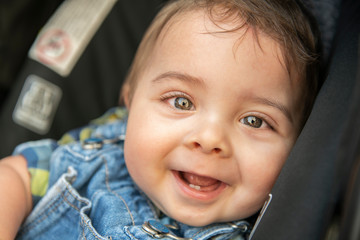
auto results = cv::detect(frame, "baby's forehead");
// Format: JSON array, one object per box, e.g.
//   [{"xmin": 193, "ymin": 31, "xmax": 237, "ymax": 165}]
[
  {"xmin": 159, "ymin": 9, "xmax": 284, "ymax": 54},
  {"xmin": 155, "ymin": 9, "xmax": 289, "ymax": 72},
  {"xmin": 158, "ymin": 9, "xmax": 246, "ymax": 40}
]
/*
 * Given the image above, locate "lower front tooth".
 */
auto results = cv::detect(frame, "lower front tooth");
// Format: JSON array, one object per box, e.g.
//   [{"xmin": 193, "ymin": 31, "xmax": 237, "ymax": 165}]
[{"xmin": 189, "ymin": 184, "xmax": 201, "ymax": 190}]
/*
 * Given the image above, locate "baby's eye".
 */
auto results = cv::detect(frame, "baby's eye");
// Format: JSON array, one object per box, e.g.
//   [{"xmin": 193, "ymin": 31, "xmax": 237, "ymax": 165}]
[
  {"xmin": 173, "ymin": 97, "xmax": 194, "ymax": 110},
  {"xmin": 241, "ymin": 116, "xmax": 264, "ymax": 128},
  {"xmin": 160, "ymin": 92, "xmax": 195, "ymax": 111}
]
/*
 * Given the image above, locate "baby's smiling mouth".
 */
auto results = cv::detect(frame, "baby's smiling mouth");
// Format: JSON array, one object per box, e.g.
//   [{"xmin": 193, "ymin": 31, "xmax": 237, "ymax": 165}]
[
  {"xmin": 178, "ymin": 171, "xmax": 223, "ymax": 192},
  {"xmin": 172, "ymin": 170, "xmax": 228, "ymax": 201}
]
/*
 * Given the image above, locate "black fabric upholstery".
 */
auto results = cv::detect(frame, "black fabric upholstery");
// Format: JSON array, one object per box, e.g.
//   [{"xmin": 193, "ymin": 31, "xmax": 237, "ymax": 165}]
[
  {"xmin": 0, "ymin": 0, "xmax": 166, "ymax": 157},
  {"xmin": 252, "ymin": 0, "xmax": 360, "ymax": 238},
  {"xmin": 337, "ymin": 52, "xmax": 360, "ymax": 240},
  {"xmin": 0, "ymin": 0, "xmax": 63, "ymax": 108}
]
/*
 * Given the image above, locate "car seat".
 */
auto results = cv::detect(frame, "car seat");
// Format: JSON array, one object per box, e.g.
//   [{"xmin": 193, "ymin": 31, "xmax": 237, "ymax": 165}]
[
  {"xmin": 0, "ymin": 0, "xmax": 167, "ymax": 158},
  {"xmin": 252, "ymin": 0, "xmax": 360, "ymax": 239}
]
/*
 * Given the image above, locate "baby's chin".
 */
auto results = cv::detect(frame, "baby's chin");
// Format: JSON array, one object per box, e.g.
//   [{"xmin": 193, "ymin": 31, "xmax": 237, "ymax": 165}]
[
  {"xmin": 159, "ymin": 206, "xmax": 250, "ymax": 227},
  {"xmin": 173, "ymin": 215, "xmax": 243, "ymax": 227}
]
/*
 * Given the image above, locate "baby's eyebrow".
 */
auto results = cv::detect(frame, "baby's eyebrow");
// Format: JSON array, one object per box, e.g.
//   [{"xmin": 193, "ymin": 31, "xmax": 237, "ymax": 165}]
[
  {"xmin": 151, "ymin": 71, "xmax": 206, "ymax": 88},
  {"xmin": 253, "ymin": 97, "xmax": 293, "ymax": 123}
]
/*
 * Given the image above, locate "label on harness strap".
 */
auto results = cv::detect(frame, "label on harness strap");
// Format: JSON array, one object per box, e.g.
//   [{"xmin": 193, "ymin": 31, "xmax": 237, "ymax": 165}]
[
  {"xmin": 28, "ymin": 0, "xmax": 117, "ymax": 77},
  {"xmin": 13, "ymin": 75, "xmax": 62, "ymax": 134}
]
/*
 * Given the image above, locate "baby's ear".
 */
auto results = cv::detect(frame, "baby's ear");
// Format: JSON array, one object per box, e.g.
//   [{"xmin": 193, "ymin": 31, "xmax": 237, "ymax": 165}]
[{"xmin": 121, "ymin": 83, "xmax": 131, "ymax": 109}]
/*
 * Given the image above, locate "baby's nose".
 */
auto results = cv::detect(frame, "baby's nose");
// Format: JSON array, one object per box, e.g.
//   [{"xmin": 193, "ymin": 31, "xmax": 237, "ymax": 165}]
[{"xmin": 183, "ymin": 120, "xmax": 232, "ymax": 158}]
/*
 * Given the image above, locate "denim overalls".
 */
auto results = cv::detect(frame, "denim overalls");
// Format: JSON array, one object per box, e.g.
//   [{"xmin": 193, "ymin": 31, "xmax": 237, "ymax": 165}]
[{"xmin": 14, "ymin": 109, "xmax": 251, "ymax": 240}]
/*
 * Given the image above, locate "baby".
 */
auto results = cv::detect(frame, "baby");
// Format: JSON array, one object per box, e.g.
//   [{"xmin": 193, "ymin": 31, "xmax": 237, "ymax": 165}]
[{"xmin": 0, "ymin": 0, "xmax": 321, "ymax": 239}]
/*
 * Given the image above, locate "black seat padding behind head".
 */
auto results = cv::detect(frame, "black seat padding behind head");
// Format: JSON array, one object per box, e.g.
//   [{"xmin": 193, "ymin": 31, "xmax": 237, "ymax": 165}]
[
  {"xmin": 0, "ymin": 0, "xmax": 166, "ymax": 158},
  {"xmin": 252, "ymin": 0, "xmax": 360, "ymax": 239}
]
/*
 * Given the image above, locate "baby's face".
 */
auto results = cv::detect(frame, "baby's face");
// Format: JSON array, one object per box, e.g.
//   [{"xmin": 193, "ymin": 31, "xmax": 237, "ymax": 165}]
[{"xmin": 124, "ymin": 10, "xmax": 302, "ymax": 226}]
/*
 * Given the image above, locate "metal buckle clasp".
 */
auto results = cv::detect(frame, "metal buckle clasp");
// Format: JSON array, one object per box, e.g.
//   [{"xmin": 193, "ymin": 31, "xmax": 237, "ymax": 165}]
[
  {"xmin": 142, "ymin": 220, "xmax": 193, "ymax": 240},
  {"xmin": 248, "ymin": 193, "xmax": 273, "ymax": 240}
]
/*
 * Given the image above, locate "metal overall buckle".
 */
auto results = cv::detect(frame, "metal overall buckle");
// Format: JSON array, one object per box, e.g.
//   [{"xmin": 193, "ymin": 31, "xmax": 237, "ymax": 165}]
[
  {"xmin": 142, "ymin": 220, "xmax": 192, "ymax": 240},
  {"xmin": 142, "ymin": 219, "xmax": 250, "ymax": 239}
]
